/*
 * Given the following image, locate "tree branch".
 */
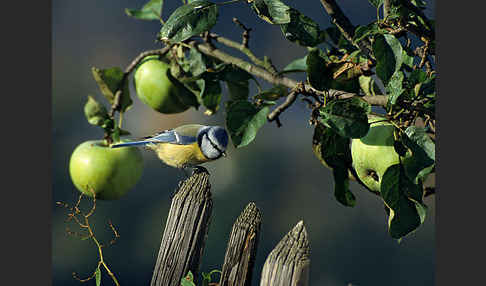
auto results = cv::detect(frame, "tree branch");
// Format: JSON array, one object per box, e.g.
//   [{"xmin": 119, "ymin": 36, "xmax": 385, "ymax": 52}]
[
  {"xmin": 192, "ymin": 41, "xmax": 388, "ymax": 107},
  {"xmin": 383, "ymin": 0, "xmax": 391, "ymax": 19},
  {"xmin": 208, "ymin": 32, "xmax": 277, "ymax": 74},
  {"xmin": 319, "ymin": 0, "xmax": 374, "ymax": 60}
]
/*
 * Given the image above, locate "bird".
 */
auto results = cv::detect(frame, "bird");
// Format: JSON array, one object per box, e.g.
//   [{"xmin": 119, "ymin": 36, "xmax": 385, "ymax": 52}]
[{"xmin": 110, "ymin": 124, "xmax": 229, "ymax": 170}]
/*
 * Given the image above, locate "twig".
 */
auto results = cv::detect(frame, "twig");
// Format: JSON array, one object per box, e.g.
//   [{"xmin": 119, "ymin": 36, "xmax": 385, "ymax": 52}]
[
  {"xmin": 319, "ymin": 0, "xmax": 374, "ymax": 61},
  {"xmin": 383, "ymin": 0, "xmax": 391, "ymax": 19},
  {"xmin": 232, "ymin": 17, "xmax": 251, "ymax": 48},
  {"xmin": 399, "ymin": 0, "xmax": 435, "ymax": 40},
  {"xmin": 192, "ymin": 41, "xmax": 388, "ymax": 107},
  {"xmin": 267, "ymin": 83, "xmax": 305, "ymax": 127},
  {"xmin": 208, "ymin": 32, "xmax": 278, "ymax": 74},
  {"xmin": 58, "ymin": 192, "xmax": 121, "ymax": 286}
]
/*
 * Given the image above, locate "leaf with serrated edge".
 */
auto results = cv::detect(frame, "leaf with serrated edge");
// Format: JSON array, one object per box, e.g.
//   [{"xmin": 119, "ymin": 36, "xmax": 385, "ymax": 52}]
[
  {"xmin": 280, "ymin": 8, "xmax": 322, "ymax": 47},
  {"xmin": 319, "ymin": 97, "xmax": 370, "ymax": 138},
  {"xmin": 159, "ymin": 1, "xmax": 218, "ymax": 43}
]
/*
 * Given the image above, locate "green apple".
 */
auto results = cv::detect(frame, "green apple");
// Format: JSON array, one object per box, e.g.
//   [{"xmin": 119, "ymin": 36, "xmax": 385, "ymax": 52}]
[
  {"xmin": 69, "ymin": 140, "xmax": 143, "ymax": 200},
  {"xmin": 351, "ymin": 115, "xmax": 402, "ymax": 193},
  {"xmin": 134, "ymin": 57, "xmax": 197, "ymax": 114}
]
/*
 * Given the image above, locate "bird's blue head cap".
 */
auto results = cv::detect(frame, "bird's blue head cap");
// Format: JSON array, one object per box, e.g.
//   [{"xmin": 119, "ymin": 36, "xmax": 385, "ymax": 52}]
[{"xmin": 197, "ymin": 126, "xmax": 229, "ymax": 159}]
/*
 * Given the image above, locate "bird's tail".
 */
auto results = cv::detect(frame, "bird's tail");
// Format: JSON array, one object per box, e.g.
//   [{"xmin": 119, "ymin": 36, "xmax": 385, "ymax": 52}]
[{"xmin": 110, "ymin": 140, "xmax": 152, "ymax": 148}]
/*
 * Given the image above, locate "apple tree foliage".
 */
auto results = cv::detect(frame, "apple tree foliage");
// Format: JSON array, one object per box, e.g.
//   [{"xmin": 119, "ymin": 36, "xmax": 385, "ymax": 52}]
[{"xmin": 83, "ymin": 0, "xmax": 435, "ymax": 241}]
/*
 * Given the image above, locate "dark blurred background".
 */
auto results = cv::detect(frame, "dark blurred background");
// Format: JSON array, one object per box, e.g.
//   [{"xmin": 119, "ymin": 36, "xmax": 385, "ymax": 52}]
[{"xmin": 52, "ymin": 1, "xmax": 435, "ymax": 285}]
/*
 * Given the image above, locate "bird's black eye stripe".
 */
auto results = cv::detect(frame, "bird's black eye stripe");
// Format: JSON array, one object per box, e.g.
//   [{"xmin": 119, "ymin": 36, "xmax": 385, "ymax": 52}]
[{"xmin": 204, "ymin": 133, "xmax": 223, "ymax": 155}]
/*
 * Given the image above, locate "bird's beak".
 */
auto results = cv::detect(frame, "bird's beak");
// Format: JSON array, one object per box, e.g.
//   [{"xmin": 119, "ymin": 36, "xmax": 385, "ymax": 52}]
[{"xmin": 222, "ymin": 151, "xmax": 227, "ymax": 157}]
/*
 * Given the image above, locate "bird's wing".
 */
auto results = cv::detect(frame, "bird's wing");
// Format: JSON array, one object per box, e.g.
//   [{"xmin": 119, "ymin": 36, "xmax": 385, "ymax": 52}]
[{"xmin": 150, "ymin": 125, "xmax": 203, "ymax": 145}]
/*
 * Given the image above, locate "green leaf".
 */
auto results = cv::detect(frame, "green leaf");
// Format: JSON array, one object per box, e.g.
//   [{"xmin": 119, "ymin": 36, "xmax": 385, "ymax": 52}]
[
  {"xmin": 255, "ymin": 85, "xmax": 288, "ymax": 101},
  {"xmin": 282, "ymin": 55, "xmax": 307, "ymax": 72},
  {"xmin": 225, "ymin": 100, "xmax": 269, "ymax": 148},
  {"xmin": 404, "ymin": 126, "xmax": 435, "ymax": 162},
  {"xmin": 386, "ymin": 71, "xmax": 405, "ymax": 106},
  {"xmin": 95, "ymin": 266, "xmax": 101, "ymax": 286},
  {"xmin": 186, "ymin": 47, "xmax": 208, "ymax": 77},
  {"xmin": 358, "ymin": 75, "xmax": 380, "ymax": 97},
  {"xmin": 280, "ymin": 8, "xmax": 322, "ymax": 47},
  {"xmin": 159, "ymin": 0, "xmax": 218, "ymax": 43},
  {"xmin": 91, "ymin": 67, "xmax": 132, "ymax": 112},
  {"xmin": 218, "ymin": 65, "xmax": 254, "ymax": 101},
  {"xmin": 353, "ymin": 22, "xmax": 380, "ymax": 44},
  {"xmin": 181, "ymin": 270, "xmax": 196, "ymax": 286},
  {"xmin": 306, "ymin": 48, "xmax": 331, "ymax": 91},
  {"xmin": 313, "ymin": 123, "xmax": 356, "ymax": 207},
  {"xmin": 319, "ymin": 97, "xmax": 371, "ymax": 138},
  {"xmin": 401, "ymin": 126, "xmax": 435, "ymax": 183},
  {"xmin": 250, "ymin": 0, "xmax": 291, "ymax": 24},
  {"xmin": 196, "ymin": 77, "xmax": 222, "ymax": 115},
  {"xmin": 333, "ymin": 167, "xmax": 356, "ymax": 207},
  {"xmin": 84, "ymin": 96, "xmax": 110, "ymax": 126},
  {"xmin": 125, "ymin": 0, "xmax": 163, "ymax": 21},
  {"xmin": 402, "ymin": 49, "xmax": 414, "ymax": 68},
  {"xmin": 372, "ymin": 34, "xmax": 403, "ymax": 85},
  {"xmin": 368, "ymin": 0, "xmax": 384, "ymax": 8},
  {"xmin": 381, "ymin": 164, "xmax": 426, "ymax": 239}
]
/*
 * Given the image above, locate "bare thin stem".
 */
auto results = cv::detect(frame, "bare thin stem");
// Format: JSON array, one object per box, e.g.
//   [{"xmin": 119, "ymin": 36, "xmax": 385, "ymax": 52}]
[{"xmin": 319, "ymin": 0, "xmax": 374, "ymax": 60}]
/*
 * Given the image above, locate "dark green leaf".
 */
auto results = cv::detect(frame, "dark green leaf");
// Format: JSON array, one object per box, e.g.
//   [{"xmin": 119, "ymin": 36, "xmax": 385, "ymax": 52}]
[
  {"xmin": 319, "ymin": 97, "xmax": 371, "ymax": 138},
  {"xmin": 381, "ymin": 164, "xmax": 426, "ymax": 239},
  {"xmin": 368, "ymin": 0, "xmax": 384, "ymax": 8},
  {"xmin": 125, "ymin": 0, "xmax": 163, "ymax": 21},
  {"xmin": 372, "ymin": 34, "xmax": 403, "ymax": 85},
  {"xmin": 313, "ymin": 123, "xmax": 356, "ymax": 207},
  {"xmin": 386, "ymin": 71, "xmax": 405, "ymax": 106},
  {"xmin": 218, "ymin": 65, "xmax": 254, "ymax": 101},
  {"xmin": 226, "ymin": 81, "xmax": 249, "ymax": 102},
  {"xmin": 255, "ymin": 85, "xmax": 288, "ymax": 101},
  {"xmin": 186, "ymin": 47, "xmax": 208, "ymax": 77},
  {"xmin": 250, "ymin": 0, "xmax": 291, "ymax": 24},
  {"xmin": 282, "ymin": 55, "xmax": 307, "ymax": 72},
  {"xmin": 159, "ymin": 0, "xmax": 218, "ymax": 43},
  {"xmin": 225, "ymin": 100, "xmax": 269, "ymax": 148},
  {"xmin": 325, "ymin": 26, "xmax": 341, "ymax": 45},
  {"xmin": 95, "ymin": 266, "xmax": 101, "ymax": 286},
  {"xmin": 306, "ymin": 48, "xmax": 331, "ymax": 91},
  {"xmin": 280, "ymin": 8, "xmax": 323, "ymax": 47},
  {"xmin": 196, "ymin": 77, "xmax": 222, "ymax": 115},
  {"xmin": 91, "ymin": 67, "xmax": 132, "ymax": 112},
  {"xmin": 401, "ymin": 126, "xmax": 435, "ymax": 183},
  {"xmin": 84, "ymin": 96, "xmax": 110, "ymax": 126},
  {"xmin": 353, "ymin": 22, "xmax": 380, "ymax": 44},
  {"xmin": 393, "ymin": 140, "xmax": 408, "ymax": 156},
  {"xmin": 333, "ymin": 167, "xmax": 356, "ymax": 207}
]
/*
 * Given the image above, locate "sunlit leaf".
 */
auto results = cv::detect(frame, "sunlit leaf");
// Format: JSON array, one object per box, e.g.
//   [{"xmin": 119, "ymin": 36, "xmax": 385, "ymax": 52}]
[{"xmin": 159, "ymin": 0, "xmax": 218, "ymax": 43}]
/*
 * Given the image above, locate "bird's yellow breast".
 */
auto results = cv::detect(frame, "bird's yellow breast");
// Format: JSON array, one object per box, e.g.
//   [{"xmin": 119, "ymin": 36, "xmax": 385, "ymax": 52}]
[{"xmin": 151, "ymin": 142, "xmax": 209, "ymax": 168}]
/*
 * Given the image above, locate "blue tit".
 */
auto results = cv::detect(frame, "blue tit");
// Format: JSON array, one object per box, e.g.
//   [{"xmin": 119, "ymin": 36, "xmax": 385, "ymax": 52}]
[{"xmin": 110, "ymin": 124, "xmax": 229, "ymax": 169}]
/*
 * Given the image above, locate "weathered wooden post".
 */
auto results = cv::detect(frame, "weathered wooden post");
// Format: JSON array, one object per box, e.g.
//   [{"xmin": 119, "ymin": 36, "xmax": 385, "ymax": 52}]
[
  {"xmin": 259, "ymin": 221, "xmax": 310, "ymax": 286},
  {"xmin": 150, "ymin": 168, "xmax": 213, "ymax": 286},
  {"xmin": 219, "ymin": 202, "xmax": 262, "ymax": 286}
]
